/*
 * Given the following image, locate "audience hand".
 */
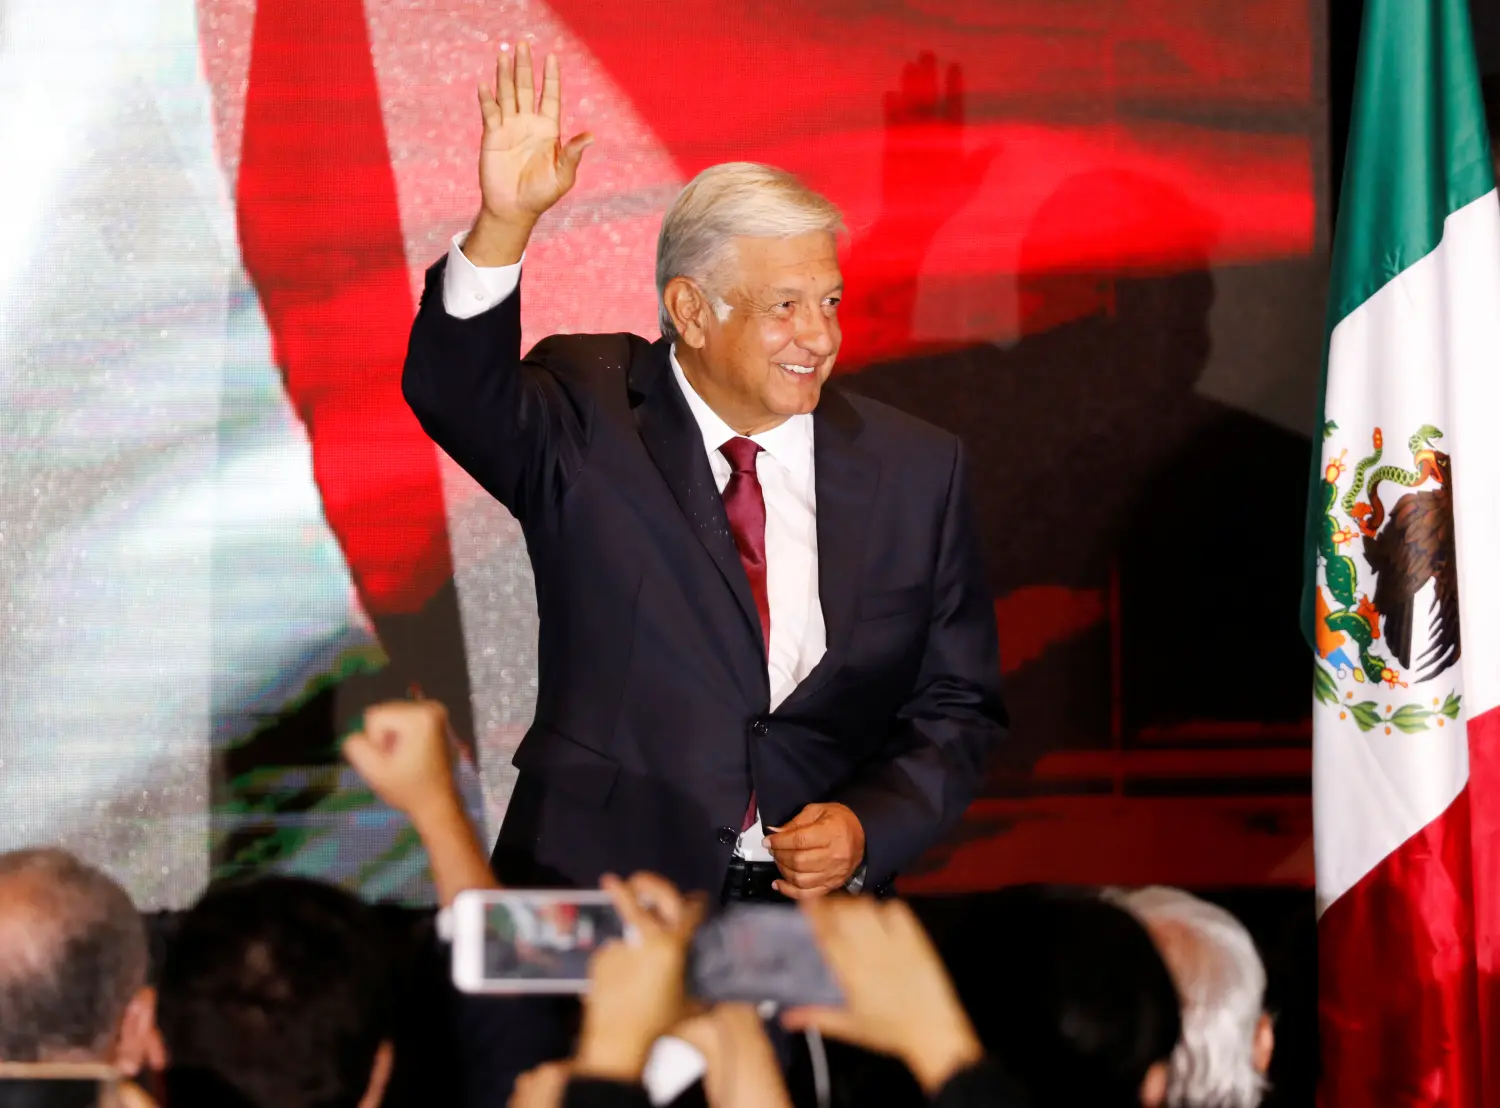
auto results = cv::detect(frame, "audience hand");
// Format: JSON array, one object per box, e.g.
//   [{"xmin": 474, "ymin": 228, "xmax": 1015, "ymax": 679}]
[
  {"xmin": 573, "ymin": 873, "xmax": 706, "ymax": 1084},
  {"xmin": 508, "ymin": 1060, "xmax": 570, "ymax": 1108},
  {"xmin": 781, "ymin": 897, "xmax": 983, "ymax": 1095},
  {"xmin": 113, "ymin": 1083, "xmax": 158, "ymax": 1108},
  {"xmin": 343, "ymin": 698, "xmax": 497, "ymax": 905},
  {"xmin": 765, "ymin": 802, "xmax": 865, "ymax": 898},
  {"xmin": 671, "ymin": 1003, "xmax": 792, "ymax": 1108},
  {"xmin": 343, "ymin": 700, "xmax": 458, "ymax": 822}
]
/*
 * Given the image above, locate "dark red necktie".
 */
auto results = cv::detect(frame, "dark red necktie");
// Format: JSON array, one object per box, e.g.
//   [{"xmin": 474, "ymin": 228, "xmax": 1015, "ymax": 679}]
[{"xmin": 719, "ymin": 437, "xmax": 769, "ymax": 832}]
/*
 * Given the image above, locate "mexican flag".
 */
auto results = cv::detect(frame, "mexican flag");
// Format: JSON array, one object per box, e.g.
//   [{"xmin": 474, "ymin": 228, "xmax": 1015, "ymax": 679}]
[{"xmin": 1304, "ymin": 0, "xmax": 1500, "ymax": 1102}]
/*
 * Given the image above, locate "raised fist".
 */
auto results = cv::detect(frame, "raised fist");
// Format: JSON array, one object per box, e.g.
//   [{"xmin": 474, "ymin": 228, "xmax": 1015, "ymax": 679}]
[{"xmin": 343, "ymin": 698, "xmax": 458, "ymax": 819}]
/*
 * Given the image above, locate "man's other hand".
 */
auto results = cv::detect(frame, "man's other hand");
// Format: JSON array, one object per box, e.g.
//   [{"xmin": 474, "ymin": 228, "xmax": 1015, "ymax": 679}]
[
  {"xmin": 467, "ymin": 40, "xmax": 594, "ymax": 265},
  {"xmin": 343, "ymin": 699, "xmax": 458, "ymax": 821},
  {"xmin": 766, "ymin": 802, "xmax": 865, "ymax": 898}
]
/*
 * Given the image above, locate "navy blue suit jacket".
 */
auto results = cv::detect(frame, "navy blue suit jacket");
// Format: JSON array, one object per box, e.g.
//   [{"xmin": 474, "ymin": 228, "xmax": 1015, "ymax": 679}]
[{"xmin": 402, "ymin": 258, "xmax": 1007, "ymax": 895}]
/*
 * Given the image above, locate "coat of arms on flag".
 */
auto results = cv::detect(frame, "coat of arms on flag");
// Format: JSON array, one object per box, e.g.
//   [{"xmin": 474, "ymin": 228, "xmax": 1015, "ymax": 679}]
[{"xmin": 1313, "ymin": 421, "xmax": 1462, "ymax": 735}]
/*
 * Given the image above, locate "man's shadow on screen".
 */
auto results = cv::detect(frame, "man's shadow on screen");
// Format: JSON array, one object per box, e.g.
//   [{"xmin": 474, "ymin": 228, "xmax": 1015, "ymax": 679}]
[{"xmin": 846, "ymin": 167, "xmax": 1311, "ymax": 770}]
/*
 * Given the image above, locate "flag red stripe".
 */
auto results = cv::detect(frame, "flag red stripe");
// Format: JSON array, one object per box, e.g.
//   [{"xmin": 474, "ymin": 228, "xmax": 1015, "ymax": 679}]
[
  {"xmin": 1318, "ymin": 783, "xmax": 1482, "ymax": 1107},
  {"xmin": 237, "ymin": 0, "xmax": 452, "ymax": 615},
  {"xmin": 1463, "ymin": 702, "xmax": 1500, "ymax": 1100}
]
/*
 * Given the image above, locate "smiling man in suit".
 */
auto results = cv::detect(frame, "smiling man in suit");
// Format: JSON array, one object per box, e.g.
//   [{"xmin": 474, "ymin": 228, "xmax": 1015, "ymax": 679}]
[{"xmin": 403, "ymin": 42, "xmax": 1007, "ymax": 902}]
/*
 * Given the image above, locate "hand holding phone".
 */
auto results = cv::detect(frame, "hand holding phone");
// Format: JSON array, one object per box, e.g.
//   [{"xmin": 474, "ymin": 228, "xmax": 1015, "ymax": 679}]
[
  {"xmin": 664, "ymin": 1002, "xmax": 793, "ymax": 1108},
  {"xmin": 781, "ymin": 897, "xmax": 983, "ymax": 1095},
  {"xmin": 573, "ymin": 873, "xmax": 706, "ymax": 1084}
]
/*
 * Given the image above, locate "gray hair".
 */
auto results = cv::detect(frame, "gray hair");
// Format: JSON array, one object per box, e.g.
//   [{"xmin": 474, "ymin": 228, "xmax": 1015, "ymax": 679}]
[
  {"xmin": 655, "ymin": 162, "xmax": 845, "ymax": 342},
  {"xmin": 1108, "ymin": 887, "xmax": 1269, "ymax": 1108},
  {"xmin": 0, "ymin": 849, "xmax": 147, "ymax": 1061}
]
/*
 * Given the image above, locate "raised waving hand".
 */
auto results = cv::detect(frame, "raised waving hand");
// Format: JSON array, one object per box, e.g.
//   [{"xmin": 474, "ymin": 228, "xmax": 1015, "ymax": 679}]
[{"xmin": 467, "ymin": 40, "xmax": 593, "ymax": 265}]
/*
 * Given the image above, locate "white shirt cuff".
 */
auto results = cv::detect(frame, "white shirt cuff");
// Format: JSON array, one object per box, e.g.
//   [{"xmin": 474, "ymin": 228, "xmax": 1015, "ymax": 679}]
[
  {"xmin": 441, "ymin": 230, "xmax": 523, "ymax": 319},
  {"xmin": 641, "ymin": 1036, "xmax": 708, "ymax": 1106}
]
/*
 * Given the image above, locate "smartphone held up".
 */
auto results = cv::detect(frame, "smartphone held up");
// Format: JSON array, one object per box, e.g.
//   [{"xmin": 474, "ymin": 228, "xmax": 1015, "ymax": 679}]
[
  {"xmin": 450, "ymin": 889, "xmax": 627, "ymax": 994},
  {"xmin": 449, "ymin": 889, "xmax": 843, "ymax": 1009}
]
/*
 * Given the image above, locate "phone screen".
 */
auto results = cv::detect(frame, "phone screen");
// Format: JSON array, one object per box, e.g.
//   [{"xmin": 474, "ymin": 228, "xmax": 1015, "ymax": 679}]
[
  {"xmin": 689, "ymin": 903, "xmax": 843, "ymax": 1009},
  {"xmin": 480, "ymin": 895, "xmax": 627, "ymax": 986}
]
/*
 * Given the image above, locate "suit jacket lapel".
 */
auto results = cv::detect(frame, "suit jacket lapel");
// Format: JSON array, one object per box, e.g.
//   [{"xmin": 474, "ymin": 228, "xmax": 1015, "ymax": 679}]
[
  {"xmin": 780, "ymin": 386, "xmax": 879, "ymax": 711},
  {"xmin": 629, "ymin": 341, "xmax": 768, "ymax": 666}
]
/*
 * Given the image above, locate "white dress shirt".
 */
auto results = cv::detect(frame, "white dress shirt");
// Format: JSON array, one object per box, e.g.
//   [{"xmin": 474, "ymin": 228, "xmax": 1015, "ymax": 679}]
[
  {"xmin": 667, "ymin": 348, "xmax": 826, "ymax": 859},
  {"xmin": 442, "ymin": 233, "xmax": 829, "ymax": 862}
]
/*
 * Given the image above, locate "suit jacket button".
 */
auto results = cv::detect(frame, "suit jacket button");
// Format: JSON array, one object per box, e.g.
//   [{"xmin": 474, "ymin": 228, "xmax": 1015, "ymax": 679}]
[
  {"xmin": 717, "ymin": 826, "xmax": 737, "ymax": 845},
  {"xmin": 751, "ymin": 720, "xmax": 769, "ymax": 736}
]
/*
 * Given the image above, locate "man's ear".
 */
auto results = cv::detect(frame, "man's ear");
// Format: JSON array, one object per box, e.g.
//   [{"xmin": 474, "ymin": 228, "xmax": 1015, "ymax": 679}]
[
  {"xmin": 1253, "ymin": 1012, "xmax": 1275, "ymax": 1074},
  {"xmin": 663, "ymin": 277, "xmax": 710, "ymax": 348},
  {"xmin": 113, "ymin": 986, "xmax": 164, "ymax": 1077},
  {"xmin": 1139, "ymin": 1059, "xmax": 1170, "ymax": 1108},
  {"xmin": 357, "ymin": 1041, "xmax": 395, "ymax": 1108}
]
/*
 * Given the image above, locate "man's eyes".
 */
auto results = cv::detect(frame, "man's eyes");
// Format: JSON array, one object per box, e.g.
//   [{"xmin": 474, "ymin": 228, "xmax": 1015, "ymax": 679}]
[{"xmin": 773, "ymin": 298, "xmax": 840, "ymax": 311}]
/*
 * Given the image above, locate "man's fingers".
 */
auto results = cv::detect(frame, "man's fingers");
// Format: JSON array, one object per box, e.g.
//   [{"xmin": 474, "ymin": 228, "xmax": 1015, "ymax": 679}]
[
  {"xmin": 767, "ymin": 823, "xmax": 827, "ymax": 853},
  {"xmin": 775, "ymin": 860, "xmax": 833, "ymax": 886},
  {"xmin": 477, "ymin": 82, "xmax": 501, "ymax": 130},
  {"xmin": 496, "ymin": 47, "xmax": 517, "ymax": 117},
  {"xmin": 767, "ymin": 805, "xmax": 839, "ymax": 846},
  {"xmin": 773, "ymin": 848, "xmax": 835, "ymax": 877},
  {"xmin": 768, "ymin": 834, "xmax": 845, "ymax": 861},
  {"xmin": 514, "ymin": 40, "xmax": 535, "ymax": 114},
  {"xmin": 540, "ymin": 53, "xmax": 561, "ymax": 123},
  {"xmin": 558, "ymin": 132, "xmax": 594, "ymax": 182},
  {"xmin": 778, "ymin": 804, "xmax": 824, "ymax": 831}
]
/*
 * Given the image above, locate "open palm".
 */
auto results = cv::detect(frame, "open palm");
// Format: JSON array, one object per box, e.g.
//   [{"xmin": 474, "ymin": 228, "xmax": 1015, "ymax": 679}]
[{"xmin": 477, "ymin": 41, "xmax": 592, "ymax": 223}]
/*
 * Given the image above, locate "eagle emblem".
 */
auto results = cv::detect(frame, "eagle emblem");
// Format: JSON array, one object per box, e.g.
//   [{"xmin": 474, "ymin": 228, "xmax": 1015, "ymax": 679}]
[{"xmin": 1314, "ymin": 423, "xmax": 1462, "ymax": 733}]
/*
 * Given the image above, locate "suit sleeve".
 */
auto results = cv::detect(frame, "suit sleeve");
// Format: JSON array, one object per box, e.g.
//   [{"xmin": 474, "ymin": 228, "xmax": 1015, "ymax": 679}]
[
  {"xmin": 832, "ymin": 440, "xmax": 1008, "ymax": 890},
  {"xmin": 402, "ymin": 255, "xmax": 591, "ymax": 522}
]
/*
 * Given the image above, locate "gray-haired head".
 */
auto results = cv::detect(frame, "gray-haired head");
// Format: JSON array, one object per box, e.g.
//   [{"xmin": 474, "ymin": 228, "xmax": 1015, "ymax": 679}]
[
  {"xmin": 1108, "ymin": 886, "xmax": 1271, "ymax": 1108},
  {"xmin": 655, "ymin": 162, "xmax": 845, "ymax": 343},
  {"xmin": 0, "ymin": 848, "xmax": 147, "ymax": 1062}
]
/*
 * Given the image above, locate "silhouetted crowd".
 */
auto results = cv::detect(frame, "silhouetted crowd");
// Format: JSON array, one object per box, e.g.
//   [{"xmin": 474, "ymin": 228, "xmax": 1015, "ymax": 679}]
[{"xmin": 0, "ymin": 701, "xmax": 1273, "ymax": 1108}]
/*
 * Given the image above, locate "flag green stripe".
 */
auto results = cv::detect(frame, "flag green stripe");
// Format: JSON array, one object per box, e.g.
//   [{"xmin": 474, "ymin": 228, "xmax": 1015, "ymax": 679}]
[
  {"xmin": 1326, "ymin": 0, "xmax": 1495, "ymax": 331},
  {"xmin": 1300, "ymin": 0, "xmax": 1495, "ymax": 650}
]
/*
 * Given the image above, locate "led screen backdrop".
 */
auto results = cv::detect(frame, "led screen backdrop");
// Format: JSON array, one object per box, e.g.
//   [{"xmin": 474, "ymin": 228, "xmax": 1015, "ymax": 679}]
[{"xmin": 0, "ymin": 0, "xmax": 1325, "ymax": 908}]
